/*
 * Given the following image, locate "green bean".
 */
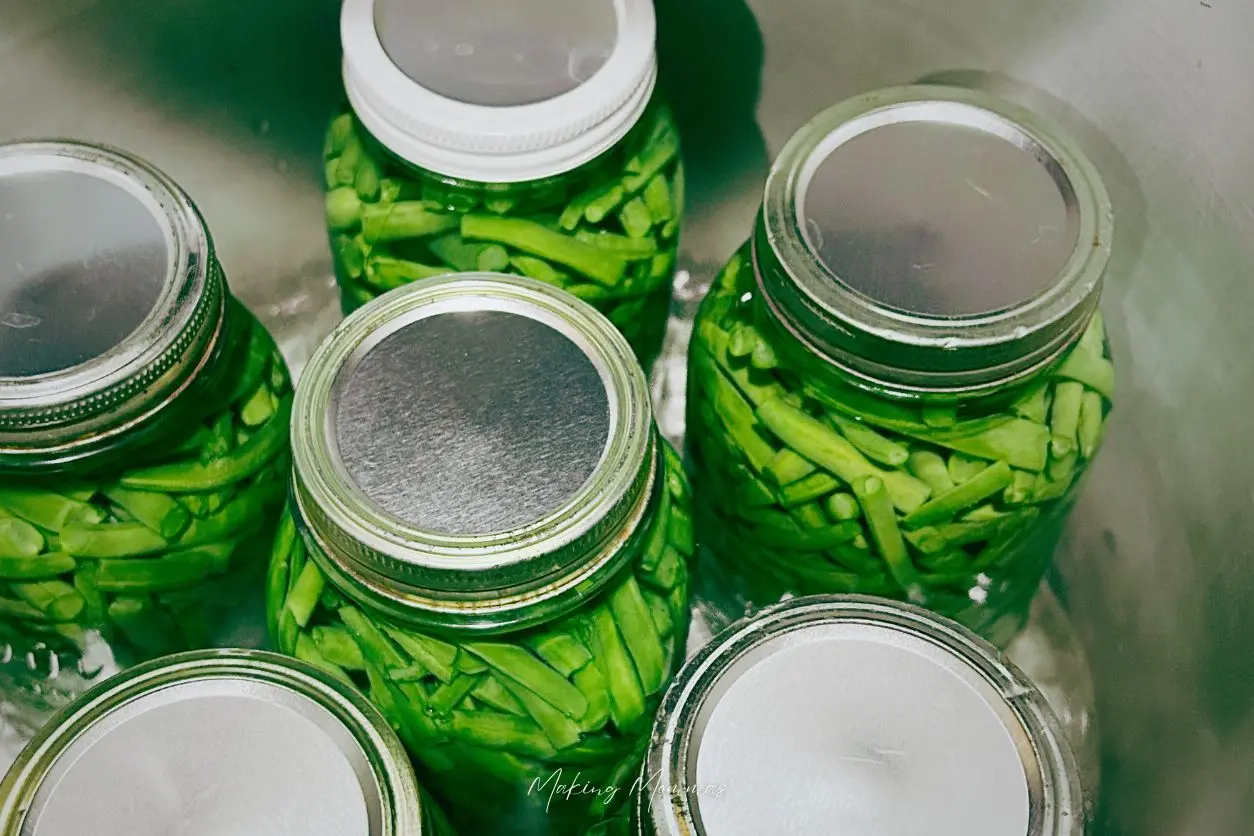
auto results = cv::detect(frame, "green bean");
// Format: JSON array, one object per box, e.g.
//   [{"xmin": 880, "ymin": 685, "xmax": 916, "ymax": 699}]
[
  {"xmin": 285, "ymin": 560, "xmax": 324, "ymax": 628},
  {"xmin": 642, "ymin": 175, "xmax": 673, "ymax": 222},
  {"xmin": 947, "ymin": 454, "xmax": 988, "ymax": 484},
  {"xmin": 619, "ymin": 198, "xmax": 653, "ymax": 238},
  {"xmin": 574, "ymin": 229, "xmax": 658, "ymax": 260},
  {"xmin": 0, "ymin": 552, "xmax": 76, "ymax": 580},
  {"xmin": 312, "ymin": 625, "xmax": 367, "ymax": 669},
  {"xmin": 907, "ymin": 450, "xmax": 955, "ymax": 494},
  {"xmin": 386, "ymin": 627, "xmax": 458, "ymax": 683},
  {"xmin": 462, "ymin": 215, "xmax": 627, "ymax": 286},
  {"xmin": 332, "ymin": 236, "xmax": 366, "ymax": 279},
  {"xmin": 465, "ymin": 643, "xmax": 588, "ymax": 720},
  {"xmin": 430, "ymin": 674, "xmax": 482, "ymax": 718},
  {"xmin": 295, "ymin": 633, "xmax": 354, "ymax": 686},
  {"xmin": 123, "ymin": 397, "xmax": 292, "ymax": 491},
  {"xmin": 608, "ymin": 575, "xmax": 667, "ymax": 692},
  {"xmin": 448, "ymin": 711, "xmax": 556, "ymax": 760},
  {"xmin": 335, "ymin": 132, "xmax": 364, "ymax": 186},
  {"xmin": 326, "ymin": 187, "xmax": 363, "ymax": 230},
  {"xmin": 1078, "ymin": 390, "xmax": 1105, "ymax": 459},
  {"xmin": 325, "ymin": 113, "xmax": 354, "ymax": 157},
  {"xmin": 622, "ymin": 125, "xmax": 680, "ymax": 192},
  {"xmin": 94, "ymin": 549, "xmax": 219, "ymax": 592},
  {"xmin": 499, "ymin": 677, "xmax": 583, "ymax": 749},
  {"xmin": 852, "ymin": 476, "xmax": 921, "ymax": 597},
  {"xmin": 61, "ymin": 521, "xmax": 168, "ymax": 558},
  {"xmin": 509, "ymin": 255, "xmax": 567, "ymax": 286},
  {"xmin": 103, "ymin": 487, "xmax": 191, "ymax": 540},
  {"xmin": 361, "ymin": 202, "xmax": 459, "ymax": 243},
  {"xmin": 826, "ymin": 492, "xmax": 861, "ymax": 521},
  {"xmin": 0, "ymin": 517, "xmax": 44, "ymax": 558},
  {"xmin": 572, "ymin": 662, "xmax": 611, "ymax": 732},
  {"xmin": 763, "ymin": 447, "xmax": 816, "ymax": 486},
  {"xmin": 366, "ymin": 255, "xmax": 452, "ymax": 290},
  {"xmin": 526, "ymin": 632, "xmax": 593, "ymax": 677},
  {"xmin": 584, "ymin": 184, "xmax": 627, "ymax": 224},
  {"xmin": 472, "ymin": 676, "xmax": 527, "ymax": 716},
  {"xmin": 354, "ymin": 154, "xmax": 382, "ymax": 201},
  {"xmin": 750, "ymin": 337, "xmax": 779, "ymax": 370},
  {"xmin": 756, "ymin": 398, "xmax": 931, "ymax": 512},
  {"xmin": 1055, "ymin": 349, "xmax": 1115, "ymax": 398},
  {"xmin": 828, "ymin": 413, "xmax": 910, "ymax": 467},
  {"xmin": 903, "ymin": 461, "xmax": 1014, "ymax": 529},
  {"xmin": 586, "ymin": 607, "xmax": 646, "ymax": 730},
  {"xmin": 0, "ymin": 488, "xmax": 103, "ymax": 531},
  {"xmin": 1011, "ymin": 383, "xmax": 1051, "ymax": 423},
  {"xmin": 1049, "ymin": 381, "xmax": 1084, "ymax": 457}
]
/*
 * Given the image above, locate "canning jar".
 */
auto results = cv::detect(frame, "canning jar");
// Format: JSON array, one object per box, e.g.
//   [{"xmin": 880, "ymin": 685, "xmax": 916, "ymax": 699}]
[
  {"xmin": 686, "ymin": 86, "xmax": 1116, "ymax": 644},
  {"xmin": 323, "ymin": 0, "xmax": 684, "ymax": 370},
  {"xmin": 0, "ymin": 650, "xmax": 455, "ymax": 835},
  {"xmin": 267, "ymin": 274, "xmax": 694, "ymax": 836},
  {"xmin": 633, "ymin": 595, "xmax": 1086, "ymax": 836},
  {"xmin": 0, "ymin": 141, "xmax": 292, "ymax": 751}
]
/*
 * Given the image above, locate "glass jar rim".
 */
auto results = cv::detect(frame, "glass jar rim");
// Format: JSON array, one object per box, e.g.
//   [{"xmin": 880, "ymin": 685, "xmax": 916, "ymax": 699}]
[
  {"xmin": 0, "ymin": 650, "xmax": 424, "ymax": 836},
  {"xmin": 291, "ymin": 273, "xmax": 658, "ymax": 632},
  {"xmin": 0, "ymin": 140, "xmax": 225, "ymax": 467},
  {"xmin": 643, "ymin": 595, "xmax": 1084, "ymax": 836},
  {"xmin": 754, "ymin": 85, "xmax": 1114, "ymax": 398}
]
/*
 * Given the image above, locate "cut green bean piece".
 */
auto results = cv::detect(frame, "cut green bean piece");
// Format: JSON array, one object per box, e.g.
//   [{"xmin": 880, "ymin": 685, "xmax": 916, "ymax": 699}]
[
  {"xmin": 903, "ymin": 461, "xmax": 1014, "ymax": 529},
  {"xmin": 366, "ymin": 255, "xmax": 451, "ymax": 290},
  {"xmin": 907, "ymin": 450, "xmax": 955, "ymax": 494},
  {"xmin": 0, "ymin": 489, "xmax": 103, "ymax": 532},
  {"xmin": 326, "ymin": 113, "xmax": 353, "ymax": 157},
  {"xmin": 0, "ymin": 517, "xmax": 44, "ymax": 558},
  {"xmin": 779, "ymin": 472, "xmax": 840, "ymax": 508},
  {"xmin": 465, "ymin": 643, "xmax": 589, "ymax": 720},
  {"xmin": 285, "ymin": 560, "xmax": 325, "ymax": 628},
  {"xmin": 852, "ymin": 476, "xmax": 922, "ymax": 598},
  {"xmin": 312, "ymin": 625, "xmax": 367, "ymax": 670},
  {"xmin": 335, "ymin": 132, "xmax": 363, "ymax": 186},
  {"xmin": 104, "ymin": 487, "xmax": 191, "ymax": 541},
  {"xmin": 526, "ymin": 632, "xmax": 593, "ymax": 677},
  {"xmin": 449, "ymin": 711, "xmax": 556, "ymax": 760},
  {"xmin": 829, "ymin": 413, "xmax": 910, "ymax": 467},
  {"xmin": 1004, "ymin": 470, "xmax": 1036, "ymax": 505},
  {"xmin": 619, "ymin": 198, "xmax": 653, "ymax": 238},
  {"xmin": 641, "ymin": 545, "xmax": 683, "ymax": 591},
  {"xmin": 472, "ymin": 676, "xmax": 527, "ymax": 716},
  {"xmin": 1011, "ymin": 384, "xmax": 1051, "ymax": 423},
  {"xmin": 947, "ymin": 454, "xmax": 987, "ymax": 484},
  {"xmin": 756, "ymin": 398, "xmax": 931, "ymax": 513},
  {"xmin": 325, "ymin": 187, "xmax": 363, "ymax": 230},
  {"xmin": 763, "ymin": 448, "xmax": 816, "ymax": 486},
  {"xmin": 574, "ymin": 229, "xmax": 658, "ymax": 260},
  {"xmin": 572, "ymin": 662, "xmax": 611, "ymax": 732},
  {"xmin": 609, "ymin": 575, "xmax": 667, "ymax": 693},
  {"xmin": 1055, "ymin": 349, "xmax": 1115, "ymax": 398},
  {"xmin": 385, "ymin": 628, "xmax": 458, "ymax": 683},
  {"xmin": 622, "ymin": 128, "xmax": 680, "ymax": 192},
  {"xmin": 826, "ymin": 492, "xmax": 861, "ymax": 521},
  {"xmin": 499, "ymin": 677, "xmax": 583, "ymax": 749},
  {"xmin": 703, "ymin": 360, "xmax": 776, "ymax": 472},
  {"xmin": 509, "ymin": 255, "xmax": 567, "ymax": 286},
  {"xmin": 61, "ymin": 522, "xmax": 168, "ymax": 559},
  {"xmin": 94, "ymin": 549, "xmax": 218, "ymax": 592},
  {"xmin": 430, "ymin": 674, "xmax": 481, "ymax": 718},
  {"xmin": 586, "ymin": 607, "xmax": 646, "ymax": 730},
  {"xmin": 642, "ymin": 175, "xmax": 673, "ymax": 221},
  {"xmin": 123, "ymin": 398, "xmax": 291, "ymax": 492},
  {"xmin": 295, "ymin": 633, "xmax": 354, "ymax": 686},
  {"xmin": 361, "ymin": 202, "xmax": 459, "ymax": 243},
  {"xmin": 584, "ymin": 184, "xmax": 627, "ymax": 224},
  {"xmin": 1049, "ymin": 381, "xmax": 1084, "ymax": 457},
  {"xmin": 462, "ymin": 215, "xmax": 627, "ymax": 285},
  {"xmin": 1078, "ymin": 390, "xmax": 1105, "ymax": 459},
  {"xmin": 0, "ymin": 552, "xmax": 76, "ymax": 580}
]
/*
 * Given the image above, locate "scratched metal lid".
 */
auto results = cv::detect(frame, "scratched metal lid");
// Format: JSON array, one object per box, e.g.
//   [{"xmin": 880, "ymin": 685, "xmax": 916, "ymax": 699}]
[
  {"xmin": 755, "ymin": 85, "xmax": 1113, "ymax": 397},
  {"xmin": 291, "ymin": 273, "xmax": 657, "ymax": 632},
  {"xmin": 0, "ymin": 651, "xmax": 426, "ymax": 836},
  {"xmin": 644, "ymin": 596, "xmax": 1083, "ymax": 836},
  {"xmin": 0, "ymin": 141, "xmax": 224, "ymax": 466}
]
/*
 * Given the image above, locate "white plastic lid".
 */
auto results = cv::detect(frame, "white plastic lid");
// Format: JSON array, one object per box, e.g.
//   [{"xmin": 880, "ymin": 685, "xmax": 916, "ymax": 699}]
[{"xmin": 341, "ymin": 0, "xmax": 658, "ymax": 182}]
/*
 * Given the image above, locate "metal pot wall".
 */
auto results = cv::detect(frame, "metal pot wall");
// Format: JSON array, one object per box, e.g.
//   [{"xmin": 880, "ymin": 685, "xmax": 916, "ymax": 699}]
[{"xmin": 2, "ymin": 1, "xmax": 1251, "ymax": 832}]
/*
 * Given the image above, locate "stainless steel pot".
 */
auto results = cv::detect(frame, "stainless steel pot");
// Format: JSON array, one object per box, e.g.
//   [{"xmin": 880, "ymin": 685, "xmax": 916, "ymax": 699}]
[{"xmin": 2, "ymin": 0, "xmax": 1250, "ymax": 832}]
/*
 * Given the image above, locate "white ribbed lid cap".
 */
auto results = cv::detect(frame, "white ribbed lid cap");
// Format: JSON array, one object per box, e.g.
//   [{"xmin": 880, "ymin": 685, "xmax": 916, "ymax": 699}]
[{"xmin": 341, "ymin": 0, "xmax": 658, "ymax": 183}]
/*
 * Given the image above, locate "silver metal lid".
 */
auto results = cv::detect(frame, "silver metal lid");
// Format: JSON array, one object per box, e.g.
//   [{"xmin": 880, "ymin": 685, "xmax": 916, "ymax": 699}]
[
  {"xmin": 0, "ymin": 141, "xmax": 224, "ymax": 466},
  {"xmin": 374, "ymin": 0, "xmax": 617, "ymax": 107},
  {"xmin": 292, "ymin": 274, "xmax": 657, "ymax": 632},
  {"xmin": 755, "ymin": 86, "xmax": 1113, "ymax": 397},
  {"xmin": 645, "ymin": 596, "xmax": 1082, "ymax": 836},
  {"xmin": 0, "ymin": 651, "xmax": 424, "ymax": 836}
]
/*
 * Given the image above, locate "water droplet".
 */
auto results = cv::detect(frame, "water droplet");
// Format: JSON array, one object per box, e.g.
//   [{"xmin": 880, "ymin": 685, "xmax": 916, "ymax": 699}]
[{"xmin": 454, "ymin": 42, "xmax": 474, "ymax": 56}]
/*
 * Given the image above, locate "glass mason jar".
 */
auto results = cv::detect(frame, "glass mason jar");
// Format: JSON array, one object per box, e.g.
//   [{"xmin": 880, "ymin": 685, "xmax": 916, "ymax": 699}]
[
  {"xmin": 267, "ymin": 274, "xmax": 694, "ymax": 836},
  {"xmin": 0, "ymin": 650, "xmax": 456, "ymax": 835},
  {"xmin": 686, "ymin": 86, "xmax": 1116, "ymax": 645},
  {"xmin": 633, "ymin": 595, "xmax": 1087, "ymax": 836},
  {"xmin": 323, "ymin": 0, "xmax": 684, "ymax": 371},
  {"xmin": 0, "ymin": 141, "xmax": 293, "ymax": 754}
]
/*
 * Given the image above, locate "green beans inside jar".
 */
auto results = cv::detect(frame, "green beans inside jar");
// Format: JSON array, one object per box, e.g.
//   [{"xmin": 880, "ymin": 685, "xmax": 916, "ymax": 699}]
[
  {"xmin": 267, "ymin": 274, "xmax": 694, "ymax": 836},
  {"xmin": 324, "ymin": 0, "xmax": 684, "ymax": 370},
  {"xmin": 0, "ymin": 141, "xmax": 292, "ymax": 751},
  {"xmin": 686, "ymin": 86, "xmax": 1116, "ymax": 645},
  {"xmin": 0, "ymin": 650, "xmax": 456, "ymax": 835}
]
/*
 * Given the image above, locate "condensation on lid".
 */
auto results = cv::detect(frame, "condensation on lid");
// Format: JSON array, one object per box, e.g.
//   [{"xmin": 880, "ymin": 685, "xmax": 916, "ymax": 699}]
[
  {"xmin": 374, "ymin": 0, "xmax": 618, "ymax": 107},
  {"xmin": 692, "ymin": 622, "xmax": 1031, "ymax": 836},
  {"xmin": 23, "ymin": 679, "xmax": 378, "ymax": 836},
  {"xmin": 0, "ymin": 164, "xmax": 171, "ymax": 378},
  {"xmin": 798, "ymin": 104, "xmax": 1081, "ymax": 317},
  {"xmin": 333, "ymin": 309, "xmax": 611, "ymax": 537}
]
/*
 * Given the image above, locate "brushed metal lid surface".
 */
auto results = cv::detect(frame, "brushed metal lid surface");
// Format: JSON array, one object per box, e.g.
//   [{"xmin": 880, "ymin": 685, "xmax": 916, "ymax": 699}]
[{"xmin": 333, "ymin": 307, "xmax": 612, "ymax": 537}]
